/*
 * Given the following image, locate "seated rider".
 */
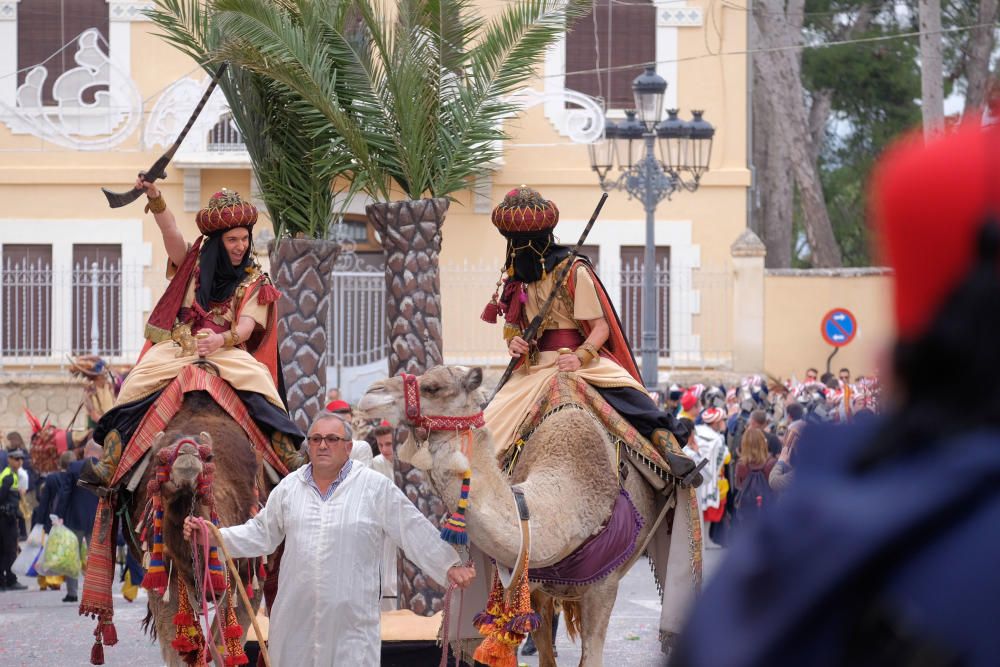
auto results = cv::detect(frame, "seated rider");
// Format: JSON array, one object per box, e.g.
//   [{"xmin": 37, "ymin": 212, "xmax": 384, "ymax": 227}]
[
  {"xmin": 81, "ymin": 177, "xmax": 304, "ymax": 488},
  {"xmin": 482, "ymin": 186, "xmax": 700, "ymax": 485}
]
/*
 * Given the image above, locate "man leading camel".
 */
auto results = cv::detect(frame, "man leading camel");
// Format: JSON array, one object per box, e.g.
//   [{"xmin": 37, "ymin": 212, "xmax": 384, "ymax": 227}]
[
  {"xmin": 482, "ymin": 186, "xmax": 700, "ymax": 485},
  {"xmin": 183, "ymin": 413, "xmax": 475, "ymax": 665}
]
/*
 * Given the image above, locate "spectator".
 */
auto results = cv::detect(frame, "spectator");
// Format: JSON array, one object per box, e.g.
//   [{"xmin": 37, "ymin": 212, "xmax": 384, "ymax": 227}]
[
  {"xmin": 839, "ymin": 367, "xmax": 851, "ymax": 385},
  {"xmin": 54, "ymin": 443, "xmax": 101, "ymax": 603},
  {"xmin": 748, "ymin": 409, "xmax": 782, "ymax": 457},
  {"xmin": 804, "ymin": 367, "xmax": 819, "ymax": 382},
  {"xmin": 733, "ymin": 430, "xmax": 776, "ymax": 522},
  {"xmin": 325, "ymin": 388, "xmax": 342, "ymax": 409},
  {"xmin": 324, "ymin": 401, "xmax": 374, "ymax": 468},
  {"xmin": 370, "ymin": 421, "xmax": 394, "ymax": 480},
  {"xmin": 0, "ymin": 449, "xmax": 26, "ymax": 591}
]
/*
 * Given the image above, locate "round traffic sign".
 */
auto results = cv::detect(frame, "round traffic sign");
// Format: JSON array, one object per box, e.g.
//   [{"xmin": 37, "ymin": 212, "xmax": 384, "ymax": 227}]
[{"xmin": 821, "ymin": 308, "xmax": 857, "ymax": 347}]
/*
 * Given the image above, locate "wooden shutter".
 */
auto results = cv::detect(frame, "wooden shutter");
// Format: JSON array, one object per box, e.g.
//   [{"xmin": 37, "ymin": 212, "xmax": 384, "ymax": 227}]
[
  {"xmin": 619, "ymin": 245, "xmax": 670, "ymax": 355},
  {"xmin": 72, "ymin": 244, "xmax": 121, "ymax": 356},
  {"xmin": 565, "ymin": 0, "xmax": 656, "ymax": 109},
  {"xmin": 17, "ymin": 0, "xmax": 110, "ymax": 105},
  {"xmin": 1, "ymin": 244, "xmax": 52, "ymax": 356}
]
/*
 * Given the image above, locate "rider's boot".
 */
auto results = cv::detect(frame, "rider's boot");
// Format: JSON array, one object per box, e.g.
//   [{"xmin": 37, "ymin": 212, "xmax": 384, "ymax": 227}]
[
  {"xmin": 650, "ymin": 429, "xmax": 703, "ymax": 488},
  {"xmin": 271, "ymin": 431, "xmax": 305, "ymax": 472},
  {"xmin": 78, "ymin": 429, "xmax": 123, "ymax": 491}
]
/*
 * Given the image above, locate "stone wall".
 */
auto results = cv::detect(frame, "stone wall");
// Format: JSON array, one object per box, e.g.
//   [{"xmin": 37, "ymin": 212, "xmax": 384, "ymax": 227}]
[{"xmin": 0, "ymin": 375, "xmax": 88, "ymax": 440}]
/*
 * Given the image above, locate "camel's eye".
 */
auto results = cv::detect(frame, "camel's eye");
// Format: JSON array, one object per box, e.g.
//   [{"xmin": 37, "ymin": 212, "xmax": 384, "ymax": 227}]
[
  {"xmin": 422, "ymin": 383, "xmax": 440, "ymax": 395},
  {"xmin": 204, "ymin": 454, "xmax": 214, "ymax": 462}
]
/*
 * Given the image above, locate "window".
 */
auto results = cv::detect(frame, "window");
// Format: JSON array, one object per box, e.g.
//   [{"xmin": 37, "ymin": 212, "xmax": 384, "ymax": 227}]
[
  {"xmin": 72, "ymin": 244, "xmax": 122, "ymax": 356},
  {"xmin": 1, "ymin": 244, "xmax": 53, "ymax": 356},
  {"xmin": 17, "ymin": 0, "xmax": 110, "ymax": 106},
  {"xmin": 564, "ymin": 0, "xmax": 656, "ymax": 109},
  {"xmin": 619, "ymin": 246, "xmax": 670, "ymax": 355},
  {"xmin": 207, "ymin": 113, "xmax": 246, "ymax": 153}
]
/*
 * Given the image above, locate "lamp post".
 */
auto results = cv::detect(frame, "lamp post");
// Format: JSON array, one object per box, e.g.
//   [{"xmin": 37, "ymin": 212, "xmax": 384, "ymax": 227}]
[{"xmin": 587, "ymin": 66, "xmax": 715, "ymax": 390}]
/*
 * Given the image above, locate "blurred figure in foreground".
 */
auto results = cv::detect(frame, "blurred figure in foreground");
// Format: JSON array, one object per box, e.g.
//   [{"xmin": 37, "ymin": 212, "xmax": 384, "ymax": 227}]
[{"xmin": 672, "ymin": 118, "xmax": 1000, "ymax": 667}]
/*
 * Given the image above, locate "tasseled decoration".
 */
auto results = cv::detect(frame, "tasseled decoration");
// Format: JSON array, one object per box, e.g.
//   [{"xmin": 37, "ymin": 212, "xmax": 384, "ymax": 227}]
[
  {"xmin": 100, "ymin": 621, "xmax": 118, "ymax": 646},
  {"xmin": 256, "ymin": 281, "xmax": 281, "ymax": 305},
  {"xmin": 90, "ymin": 622, "xmax": 106, "ymax": 665},
  {"xmin": 206, "ymin": 512, "xmax": 226, "ymax": 594},
  {"xmin": 481, "ymin": 298, "xmax": 499, "ymax": 324},
  {"xmin": 196, "ymin": 458, "xmax": 227, "ymax": 594},
  {"xmin": 440, "ymin": 468, "xmax": 472, "ymax": 545},
  {"xmin": 171, "ymin": 577, "xmax": 204, "ymax": 665},
  {"xmin": 472, "ymin": 570, "xmax": 523, "ymax": 667},
  {"xmin": 223, "ymin": 595, "xmax": 249, "ymax": 665},
  {"xmin": 141, "ymin": 466, "xmax": 168, "ymax": 595}
]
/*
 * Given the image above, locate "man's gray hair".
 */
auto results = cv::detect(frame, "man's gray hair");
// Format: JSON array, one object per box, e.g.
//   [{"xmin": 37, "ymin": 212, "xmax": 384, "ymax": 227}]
[{"xmin": 311, "ymin": 412, "xmax": 353, "ymax": 441}]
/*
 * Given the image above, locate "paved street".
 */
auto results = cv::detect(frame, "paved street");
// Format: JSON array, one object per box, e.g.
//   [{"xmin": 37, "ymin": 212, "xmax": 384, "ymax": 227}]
[{"xmin": 0, "ymin": 546, "xmax": 725, "ymax": 665}]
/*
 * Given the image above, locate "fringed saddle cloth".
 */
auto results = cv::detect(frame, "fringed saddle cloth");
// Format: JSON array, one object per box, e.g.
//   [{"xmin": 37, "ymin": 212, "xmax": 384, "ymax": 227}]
[{"xmin": 498, "ymin": 372, "xmax": 703, "ymax": 594}]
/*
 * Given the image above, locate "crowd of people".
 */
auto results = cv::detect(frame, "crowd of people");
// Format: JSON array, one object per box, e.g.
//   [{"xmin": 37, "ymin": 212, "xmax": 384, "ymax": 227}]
[{"xmin": 661, "ymin": 369, "xmax": 881, "ymax": 546}]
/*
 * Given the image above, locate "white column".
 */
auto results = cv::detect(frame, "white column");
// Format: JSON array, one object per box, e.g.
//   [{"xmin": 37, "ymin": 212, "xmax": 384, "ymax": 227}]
[{"xmin": 0, "ymin": 1, "xmax": 19, "ymax": 108}]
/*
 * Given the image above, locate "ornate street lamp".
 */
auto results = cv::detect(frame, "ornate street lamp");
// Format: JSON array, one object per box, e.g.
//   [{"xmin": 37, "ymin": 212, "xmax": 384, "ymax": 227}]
[{"xmin": 587, "ymin": 67, "xmax": 716, "ymax": 390}]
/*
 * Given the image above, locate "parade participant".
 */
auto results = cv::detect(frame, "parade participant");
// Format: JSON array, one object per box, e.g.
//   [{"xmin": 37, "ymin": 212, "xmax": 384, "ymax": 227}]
[
  {"xmin": 83, "ymin": 178, "xmax": 303, "ymax": 488},
  {"xmin": 674, "ymin": 117, "xmax": 1000, "ymax": 667},
  {"xmin": 482, "ymin": 186, "xmax": 700, "ymax": 484},
  {"xmin": 182, "ymin": 413, "xmax": 476, "ymax": 665},
  {"xmin": 370, "ymin": 420, "xmax": 395, "ymax": 480},
  {"xmin": 690, "ymin": 409, "xmax": 730, "ymax": 526},
  {"xmin": 0, "ymin": 450, "xmax": 26, "ymax": 591}
]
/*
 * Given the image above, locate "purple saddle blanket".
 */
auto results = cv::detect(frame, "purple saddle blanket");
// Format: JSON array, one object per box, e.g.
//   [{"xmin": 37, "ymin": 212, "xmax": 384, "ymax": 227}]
[{"xmin": 529, "ymin": 489, "xmax": 644, "ymax": 586}]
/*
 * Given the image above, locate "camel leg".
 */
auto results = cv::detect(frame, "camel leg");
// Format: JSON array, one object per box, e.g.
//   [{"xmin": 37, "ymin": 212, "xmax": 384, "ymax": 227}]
[
  {"xmin": 577, "ymin": 577, "xmax": 619, "ymax": 667},
  {"xmin": 531, "ymin": 590, "xmax": 558, "ymax": 667}
]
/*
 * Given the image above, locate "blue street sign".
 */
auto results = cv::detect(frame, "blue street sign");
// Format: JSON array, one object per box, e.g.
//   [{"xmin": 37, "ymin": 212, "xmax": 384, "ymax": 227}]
[{"xmin": 821, "ymin": 308, "xmax": 857, "ymax": 347}]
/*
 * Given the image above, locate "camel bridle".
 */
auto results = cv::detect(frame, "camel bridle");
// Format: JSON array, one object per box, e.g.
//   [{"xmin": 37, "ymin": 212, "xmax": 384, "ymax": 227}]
[{"xmin": 400, "ymin": 373, "xmax": 485, "ymax": 433}]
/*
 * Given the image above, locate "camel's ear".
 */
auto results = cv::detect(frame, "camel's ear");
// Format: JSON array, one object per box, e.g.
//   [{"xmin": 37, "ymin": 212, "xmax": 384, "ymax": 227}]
[
  {"xmin": 197, "ymin": 431, "xmax": 213, "ymax": 447},
  {"xmin": 463, "ymin": 367, "xmax": 483, "ymax": 393}
]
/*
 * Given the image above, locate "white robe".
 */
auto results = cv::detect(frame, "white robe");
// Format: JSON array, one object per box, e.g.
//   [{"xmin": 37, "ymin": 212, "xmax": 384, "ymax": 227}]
[
  {"xmin": 370, "ymin": 454, "xmax": 399, "ymax": 610},
  {"xmin": 687, "ymin": 425, "xmax": 729, "ymax": 513},
  {"xmin": 220, "ymin": 464, "xmax": 460, "ymax": 666}
]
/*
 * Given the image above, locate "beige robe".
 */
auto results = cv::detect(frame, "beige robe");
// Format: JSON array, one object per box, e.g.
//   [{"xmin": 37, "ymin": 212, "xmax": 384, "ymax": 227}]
[
  {"xmin": 485, "ymin": 264, "xmax": 647, "ymax": 455},
  {"xmin": 115, "ymin": 271, "xmax": 282, "ymax": 407}
]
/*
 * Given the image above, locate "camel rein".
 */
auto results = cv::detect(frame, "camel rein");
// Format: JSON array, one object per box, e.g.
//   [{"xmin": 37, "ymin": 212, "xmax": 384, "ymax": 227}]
[{"xmin": 189, "ymin": 517, "xmax": 272, "ymax": 667}]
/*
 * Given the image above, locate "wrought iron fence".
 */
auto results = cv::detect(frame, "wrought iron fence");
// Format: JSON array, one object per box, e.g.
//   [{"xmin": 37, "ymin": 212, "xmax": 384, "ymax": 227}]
[
  {"xmin": 619, "ymin": 256, "xmax": 671, "ymax": 356},
  {"xmin": 327, "ymin": 269, "xmax": 389, "ymax": 370},
  {"xmin": 207, "ymin": 114, "xmax": 245, "ymax": 153},
  {"xmin": 1, "ymin": 258, "xmax": 143, "ymax": 367}
]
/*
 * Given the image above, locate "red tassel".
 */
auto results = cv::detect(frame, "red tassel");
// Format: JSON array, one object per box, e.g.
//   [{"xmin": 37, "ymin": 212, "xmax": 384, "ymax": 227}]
[
  {"xmin": 101, "ymin": 622, "xmax": 118, "ymax": 646},
  {"xmin": 173, "ymin": 611, "xmax": 194, "ymax": 626},
  {"xmin": 141, "ymin": 569, "xmax": 168, "ymax": 593},
  {"xmin": 171, "ymin": 636, "xmax": 200, "ymax": 653},
  {"xmin": 257, "ymin": 282, "xmax": 281, "ymax": 305},
  {"xmin": 90, "ymin": 641, "xmax": 105, "ymax": 665},
  {"xmin": 225, "ymin": 654, "xmax": 249, "ymax": 666},
  {"xmin": 481, "ymin": 300, "xmax": 499, "ymax": 323},
  {"xmin": 225, "ymin": 623, "xmax": 244, "ymax": 639}
]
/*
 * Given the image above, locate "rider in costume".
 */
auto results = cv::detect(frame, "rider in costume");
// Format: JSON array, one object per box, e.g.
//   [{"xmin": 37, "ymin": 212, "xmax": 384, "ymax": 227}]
[
  {"xmin": 81, "ymin": 178, "xmax": 304, "ymax": 488},
  {"xmin": 482, "ymin": 186, "xmax": 700, "ymax": 484}
]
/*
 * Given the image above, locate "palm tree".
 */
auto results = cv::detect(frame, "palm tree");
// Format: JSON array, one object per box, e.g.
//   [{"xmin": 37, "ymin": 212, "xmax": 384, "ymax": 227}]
[
  {"xmin": 160, "ymin": 0, "xmax": 587, "ymax": 615},
  {"xmin": 149, "ymin": 1, "xmax": 357, "ymax": 432}
]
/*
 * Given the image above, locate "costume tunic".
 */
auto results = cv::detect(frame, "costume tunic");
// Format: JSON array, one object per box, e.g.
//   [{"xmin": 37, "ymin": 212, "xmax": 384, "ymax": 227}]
[
  {"xmin": 370, "ymin": 454, "xmax": 399, "ymax": 610},
  {"xmin": 485, "ymin": 263, "xmax": 646, "ymax": 454},
  {"xmin": 220, "ymin": 464, "xmax": 460, "ymax": 666},
  {"xmin": 115, "ymin": 265, "xmax": 282, "ymax": 407}
]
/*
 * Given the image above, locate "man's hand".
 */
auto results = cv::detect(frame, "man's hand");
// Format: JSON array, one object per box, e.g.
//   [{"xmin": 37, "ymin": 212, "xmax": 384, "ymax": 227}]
[
  {"xmin": 508, "ymin": 336, "xmax": 529, "ymax": 358},
  {"xmin": 447, "ymin": 564, "xmax": 476, "ymax": 589},
  {"xmin": 195, "ymin": 329, "xmax": 225, "ymax": 357},
  {"xmin": 556, "ymin": 353, "xmax": 581, "ymax": 372},
  {"xmin": 135, "ymin": 175, "xmax": 160, "ymax": 199},
  {"xmin": 182, "ymin": 517, "xmax": 216, "ymax": 545}
]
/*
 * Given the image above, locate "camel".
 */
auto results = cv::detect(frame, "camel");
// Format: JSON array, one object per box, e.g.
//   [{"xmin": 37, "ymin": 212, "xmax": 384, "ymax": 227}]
[
  {"xmin": 128, "ymin": 391, "xmax": 268, "ymax": 666},
  {"xmin": 361, "ymin": 365, "xmax": 673, "ymax": 667}
]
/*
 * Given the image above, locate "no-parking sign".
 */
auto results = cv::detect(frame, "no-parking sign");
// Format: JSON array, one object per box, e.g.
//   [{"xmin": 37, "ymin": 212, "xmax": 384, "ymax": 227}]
[{"xmin": 821, "ymin": 308, "xmax": 857, "ymax": 347}]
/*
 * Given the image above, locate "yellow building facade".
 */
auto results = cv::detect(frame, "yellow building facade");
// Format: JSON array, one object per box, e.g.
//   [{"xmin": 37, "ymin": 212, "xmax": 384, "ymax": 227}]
[{"xmin": 0, "ymin": 1, "xmax": 890, "ymax": 426}]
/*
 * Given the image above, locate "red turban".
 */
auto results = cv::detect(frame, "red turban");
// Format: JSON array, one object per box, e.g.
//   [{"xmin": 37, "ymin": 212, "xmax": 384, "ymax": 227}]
[
  {"xmin": 871, "ymin": 119, "xmax": 1000, "ymax": 340},
  {"xmin": 491, "ymin": 186, "xmax": 559, "ymax": 233},
  {"xmin": 195, "ymin": 189, "xmax": 258, "ymax": 236}
]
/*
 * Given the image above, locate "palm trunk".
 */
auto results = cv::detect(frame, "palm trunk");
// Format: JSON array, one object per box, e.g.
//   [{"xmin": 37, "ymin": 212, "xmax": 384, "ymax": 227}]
[
  {"xmin": 367, "ymin": 197, "xmax": 450, "ymax": 616},
  {"xmin": 268, "ymin": 238, "xmax": 340, "ymax": 432}
]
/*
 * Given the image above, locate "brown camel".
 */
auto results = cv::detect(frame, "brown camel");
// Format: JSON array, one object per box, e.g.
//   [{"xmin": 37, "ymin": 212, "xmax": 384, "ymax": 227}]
[
  {"xmin": 128, "ymin": 391, "xmax": 268, "ymax": 666},
  {"xmin": 361, "ymin": 366, "xmax": 670, "ymax": 667}
]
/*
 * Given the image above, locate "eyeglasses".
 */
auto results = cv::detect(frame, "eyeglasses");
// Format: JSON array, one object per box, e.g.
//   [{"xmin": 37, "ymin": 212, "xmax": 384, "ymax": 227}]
[{"xmin": 307, "ymin": 434, "xmax": 351, "ymax": 446}]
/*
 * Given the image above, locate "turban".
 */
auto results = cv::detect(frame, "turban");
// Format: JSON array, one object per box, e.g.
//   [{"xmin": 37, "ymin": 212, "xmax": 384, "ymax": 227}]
[{"xmin": 195, "ymin": 189, "xmax": 258, "ymax": 236}]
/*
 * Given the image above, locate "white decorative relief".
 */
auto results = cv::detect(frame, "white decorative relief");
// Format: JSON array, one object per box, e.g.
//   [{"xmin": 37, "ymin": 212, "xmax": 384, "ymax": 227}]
[
  {"xmin": 109, "ymin": 1, "xmax": 155, "ymax": 22},
  {"xmin": 508, "ymin": 87, "xmax": 605, "ymax": 144},
  {"xmin": 0, "ymin": 29, "xmax": 142, "ymax": 150},
  {"xmin": 660, "ymin": 6, "xmax": 703, "ymax": 27},
  {"xmin": 143, "ymin": 75, "xmax": 229, "ymax": 152}
]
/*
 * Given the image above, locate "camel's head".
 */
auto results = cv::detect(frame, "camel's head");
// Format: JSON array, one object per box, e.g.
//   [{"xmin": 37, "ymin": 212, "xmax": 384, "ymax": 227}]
[
  {"xmin": 360, "ymin": 366, "xmax": 484, "ymax": 471},
  {"xmin": 154, "ymin": 431, "xmax": 214, "ymax": 496},
  {"xmin": 360, "ymin": 365, "xmax": 484, "ymax": 423}
]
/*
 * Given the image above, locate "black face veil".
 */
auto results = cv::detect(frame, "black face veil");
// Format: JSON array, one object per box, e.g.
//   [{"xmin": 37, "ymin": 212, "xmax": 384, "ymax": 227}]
[{"xmin": 502, "ymin": 230, "xmax": 572, "ymax": 283}]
